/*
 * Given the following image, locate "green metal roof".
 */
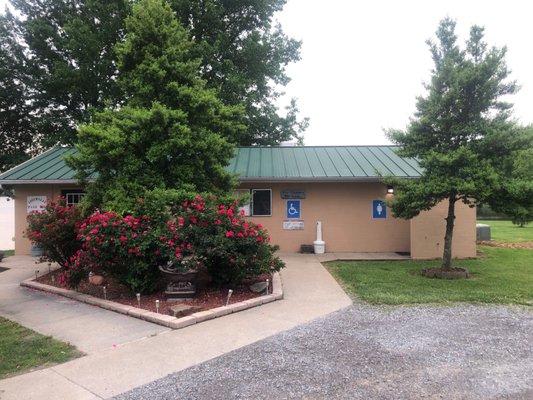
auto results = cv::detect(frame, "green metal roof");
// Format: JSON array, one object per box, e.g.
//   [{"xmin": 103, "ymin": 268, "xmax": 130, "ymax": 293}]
[
  {"xmin": 230, "ymin": 146, "xmax": 422, "ymax": 181},
  {"xmin": 0, "ymin": 145, "xmax": 422, "ymax": 184}
]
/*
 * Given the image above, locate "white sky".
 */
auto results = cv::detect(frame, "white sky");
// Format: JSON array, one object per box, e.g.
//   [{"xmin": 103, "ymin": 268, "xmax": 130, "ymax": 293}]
[
  {"xmin": 277, "ymin": 0, "xmax": 533, "ymax": 145},
  {"xmin": 1, "ymin": 0, "xmax": 532, "ymax": 146}
]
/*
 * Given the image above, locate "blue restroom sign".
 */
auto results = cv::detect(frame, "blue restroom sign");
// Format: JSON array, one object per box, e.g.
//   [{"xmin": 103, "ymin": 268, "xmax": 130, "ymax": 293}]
[
  {"xmin": 286, "ymin": 200, "xmax": 301, "ymax": 219},
  {"xmin": 372, "ymin": 200, "xmax": 387, "ymax": 219}
]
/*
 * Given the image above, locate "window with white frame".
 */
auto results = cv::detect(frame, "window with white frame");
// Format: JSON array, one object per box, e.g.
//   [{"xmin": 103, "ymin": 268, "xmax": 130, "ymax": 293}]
[
  {"xmin": 61, "ymin": 190, "xmax": 85, "ymax": 206},
  {"xmin": 251, "ymin": 189, "xmax": 272, "ymax": 216}
]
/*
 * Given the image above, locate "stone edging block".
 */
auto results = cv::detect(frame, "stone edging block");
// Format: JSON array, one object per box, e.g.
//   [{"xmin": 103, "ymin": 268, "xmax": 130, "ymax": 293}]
[{"xmin": 20, "ymin": 271, "xmax": 283, "ymax": 330}]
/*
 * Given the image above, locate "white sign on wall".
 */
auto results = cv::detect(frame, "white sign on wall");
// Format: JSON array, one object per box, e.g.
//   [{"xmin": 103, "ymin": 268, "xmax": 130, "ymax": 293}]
[
  {"xmin": 283, "ymin": 220, "xmax": 304, "ymax": 230},
  {"xmin": 27, "ymin": 196, "xmax": 47, "ymax": 213}
]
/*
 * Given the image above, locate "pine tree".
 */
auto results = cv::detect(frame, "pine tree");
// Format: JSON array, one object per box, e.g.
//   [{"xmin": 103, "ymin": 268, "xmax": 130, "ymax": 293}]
[
  {"xmin": 67, "ymin": 0, "xmax": 245, "ymax": 212},
  {"xmin": 387, "ymin": 18, "xmax": 524, "ymax": 271}
]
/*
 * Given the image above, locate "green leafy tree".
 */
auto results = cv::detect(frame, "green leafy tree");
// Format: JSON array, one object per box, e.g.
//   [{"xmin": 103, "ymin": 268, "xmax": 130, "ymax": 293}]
[
  {"xmin": 68, "ymin": 0, "xmax": 244, "ymax": 212},
  {"xmin": 0, "ymin": 12, "xmax": 35, "ymax": 174},
  {"xmin": 488, "ymin": 127, "xmax": 533, "ymax": 227},
  {"xmin": 1, "ymin": 0, "xmax": 304, "ymax": 164},
  {"xmin": 3, "ymin": 0, "xmax": 130, "ymax": 147},
  {"xmin": 386, "ymin": 18, "xmax": 524, "ymax": 271},
  {"xmin": 166, "ymin": 0, "xmax": 307, "ymax": 145}
]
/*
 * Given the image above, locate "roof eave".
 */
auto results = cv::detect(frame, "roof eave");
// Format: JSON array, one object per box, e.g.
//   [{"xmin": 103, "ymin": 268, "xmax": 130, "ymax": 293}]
[
  {"xmin": 0, "ymin": 176, "xmax": 420, "ymax": 185},
  {"xmin": 238, "ymin": 176, "xmax": 419, "ymax": 183},
  {"xmin": 0, "ymin": 179, "xmax": 80, "ymax": 185}
]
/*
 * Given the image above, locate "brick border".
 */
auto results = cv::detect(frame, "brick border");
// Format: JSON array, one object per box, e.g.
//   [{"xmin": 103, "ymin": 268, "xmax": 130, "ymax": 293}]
[{"xmin": 20, "ymin": 272, "xmax": 283, "ymax": 330}]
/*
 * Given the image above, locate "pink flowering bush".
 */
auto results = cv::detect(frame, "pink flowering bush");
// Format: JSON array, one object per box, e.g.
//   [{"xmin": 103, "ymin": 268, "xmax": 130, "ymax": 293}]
[
  {"xmin": 27, "ymin": 190, "xmax": 284, "ymax": 292},
  {"xmin": 68, "ymin": 211, "xmax": 188, "ymax": 293},
  {"xmin": 169, "ymin": 194, "xmax": 284, "ymax": 286},
  {"xmin": 26, "ymin": 199, "xmax": 84, "ymax": 268}
]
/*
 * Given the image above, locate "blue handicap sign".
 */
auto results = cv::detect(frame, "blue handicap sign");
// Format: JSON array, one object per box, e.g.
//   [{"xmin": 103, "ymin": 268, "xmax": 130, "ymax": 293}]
[
  {"xmin": 286, "ymin": 200, "xmax": 301, "ymax": 219},
  {"xmin": 372, "ymin": 200, "xmax": 387, "ymax": 219}
]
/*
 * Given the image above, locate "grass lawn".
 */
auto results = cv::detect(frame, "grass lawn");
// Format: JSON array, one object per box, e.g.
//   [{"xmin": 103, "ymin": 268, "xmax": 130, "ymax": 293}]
[
  {"xmin": 0, "ymin": 317, "xmax": 81, "ymax": 378},
  {"xmin": 1, "ymin": 249, "xmax": 14, "ymax": 257},
  {"xmin": 478, "ymin": 220, "xmax": 533, "ymax": 242},
  {"xmin": 326, "ymin": 246, "xmax": 532, "ymax": 305}
]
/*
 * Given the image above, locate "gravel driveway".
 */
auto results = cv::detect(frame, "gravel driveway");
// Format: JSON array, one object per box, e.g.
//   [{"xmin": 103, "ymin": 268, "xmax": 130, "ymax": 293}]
[{"xmin": 114, "ymin": 304, "xmax": 533, "ymax": 400}]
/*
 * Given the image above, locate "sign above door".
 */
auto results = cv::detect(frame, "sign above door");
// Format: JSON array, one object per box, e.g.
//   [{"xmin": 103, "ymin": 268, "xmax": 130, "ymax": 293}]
[{"xmin": 281, "ymin": 190, "xmax": 305, "ymax": 199}]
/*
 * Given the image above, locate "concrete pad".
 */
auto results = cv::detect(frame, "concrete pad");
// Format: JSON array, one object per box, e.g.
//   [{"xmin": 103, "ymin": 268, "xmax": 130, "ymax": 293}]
[
  {"xmin": 35, "ymin": 307, "xmax": 168, "ymax": 353},
  {"xmin": 0, "ymin": 254, "xmax": 352, "ymax": 399},
  {"xmin": 0, "ymin": 369, "xmax": 99, "ymax": 400},
  {"xmin": 3, "ymin": 298, "xmax": 168, "ymax": 354},
  {"xmin": 50, "ymin": 255, "xmax": 352, "ymax": 398},
  {"xmin": 0, "ymin": 284, "xmax": 42, "ymax": 307},
  {"xmin": 316, "ymin": 251, "xmax": 410, "ymax": 262},
  {"xmin": 0, "ymin": 256, "xmax": 169, "ymax": 354},
  {"xmin": 2, "ymin": 295, "xmax": 97, "ymax": 321}
]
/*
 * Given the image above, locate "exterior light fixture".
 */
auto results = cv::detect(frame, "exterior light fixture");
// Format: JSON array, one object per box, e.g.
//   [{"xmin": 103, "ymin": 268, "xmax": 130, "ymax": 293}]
[{"xmin": 387, "ymin": 185, "xmax": 394, "ymax": 194}]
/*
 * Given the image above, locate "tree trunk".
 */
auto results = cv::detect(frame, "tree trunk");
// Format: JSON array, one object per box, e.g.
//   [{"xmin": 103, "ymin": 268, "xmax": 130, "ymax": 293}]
[{"xmin": 441, "ymin": 194, "xmax": 457, "ymax": 270}]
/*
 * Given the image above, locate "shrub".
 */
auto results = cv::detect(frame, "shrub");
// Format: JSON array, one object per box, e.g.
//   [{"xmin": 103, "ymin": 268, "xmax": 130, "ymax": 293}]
[
  {"xmin": 28, "ymin": 191, "xmax": 284, "ymax": 292},
  {"xmin": 26, "ymin": 199, "xmax": 84, "ymax": 268},
  {"xmin": 168, "ymin": 194, "xmax": 284, "ymax": 286},
  {"xmin": 68, "ymin": 211, "xmax": 188, "ymax": 293}
]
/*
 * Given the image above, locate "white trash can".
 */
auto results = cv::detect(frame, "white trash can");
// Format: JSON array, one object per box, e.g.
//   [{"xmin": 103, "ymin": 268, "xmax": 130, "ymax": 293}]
[{"xmin": 313, "ymin": 240, "xmax": 325, "ymax": 254}]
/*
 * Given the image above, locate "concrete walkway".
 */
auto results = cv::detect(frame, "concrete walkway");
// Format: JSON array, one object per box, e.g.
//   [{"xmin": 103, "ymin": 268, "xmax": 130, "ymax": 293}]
[
  {"xmin": 317, "ymin": 251, "xmax": 410, "ymax": 262},
  {"xmin": 0, "ymin": 256, "xmax": 169, "ymax": 354},
  {"xmin": 0, "ymin": 254, "xmax": 351, "ymax": 400}
]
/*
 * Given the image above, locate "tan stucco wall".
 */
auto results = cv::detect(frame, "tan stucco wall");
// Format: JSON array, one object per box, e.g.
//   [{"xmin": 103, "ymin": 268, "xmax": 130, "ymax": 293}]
[
  {"xmin": 12, "ymin": 182, "xmax": 476, "ymax": 259},
  {"xmin": 242, "ymin": 182, "xmax": 410, "ymax": 253},
  {"xmin": 410, "ymin": 200, "xmax": 477, "ymax": 259},
  {"xmin": 13, "ymin": 184, "xmax": 80, "ymax": 255}
]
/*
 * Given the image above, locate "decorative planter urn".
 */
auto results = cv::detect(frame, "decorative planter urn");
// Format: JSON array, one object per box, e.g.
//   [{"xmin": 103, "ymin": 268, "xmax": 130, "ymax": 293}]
[
  {"xmin": 30, "ymin": 244, "xmax": 43, "ymax": 257},
  {"xmin": 159, "ymin": 264, "xmax": 198, "ymax": 299}
]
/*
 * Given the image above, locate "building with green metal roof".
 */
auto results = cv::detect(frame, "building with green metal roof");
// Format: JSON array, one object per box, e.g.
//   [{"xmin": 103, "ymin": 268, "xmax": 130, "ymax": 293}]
[
  {"xmin": 1, "ymin": 145, "xmax": 475, "ymax": 259},
  {"xmin": 0, "ymin": 145, "xmax": 422, "ymax": 183}
]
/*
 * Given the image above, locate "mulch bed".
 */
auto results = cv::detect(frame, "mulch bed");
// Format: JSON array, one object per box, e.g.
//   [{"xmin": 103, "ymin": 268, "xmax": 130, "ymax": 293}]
[
  {"xmin": 36, "ymin": 269, "xmax": 270, "ymax": 316},
  {"xmin": 478, "ymin": 240, "xmax": 533, "ymax": 249}
]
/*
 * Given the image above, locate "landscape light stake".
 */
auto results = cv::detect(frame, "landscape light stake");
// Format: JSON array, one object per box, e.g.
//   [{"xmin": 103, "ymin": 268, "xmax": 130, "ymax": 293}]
[
  {"xmin": 155, "ymin": 300, "xmax": 160, "ymax": 313},
  {"xmin": 266, "ymin": 279, "xmax": 269, "ymax": 295},
  {"xmin": 136, "ymin": 293, "xmax": 141, "ymax": 308},
  {"xmin": 226, "ymin": 289, "xmax": 233, "ymax": 306},
  {"xmin": 35, "ymin": 270, "xmax": 39, "ymax": 280},
  {"xmin": 103, "ymin": 286, "xmax": 107, "ymax": 300}
]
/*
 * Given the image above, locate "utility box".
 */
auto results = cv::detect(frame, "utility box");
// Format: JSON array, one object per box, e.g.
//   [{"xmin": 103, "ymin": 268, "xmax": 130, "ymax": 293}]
[{"xmin": 476, "ymin": 224, "xmax": 491, "ymax": 241}]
